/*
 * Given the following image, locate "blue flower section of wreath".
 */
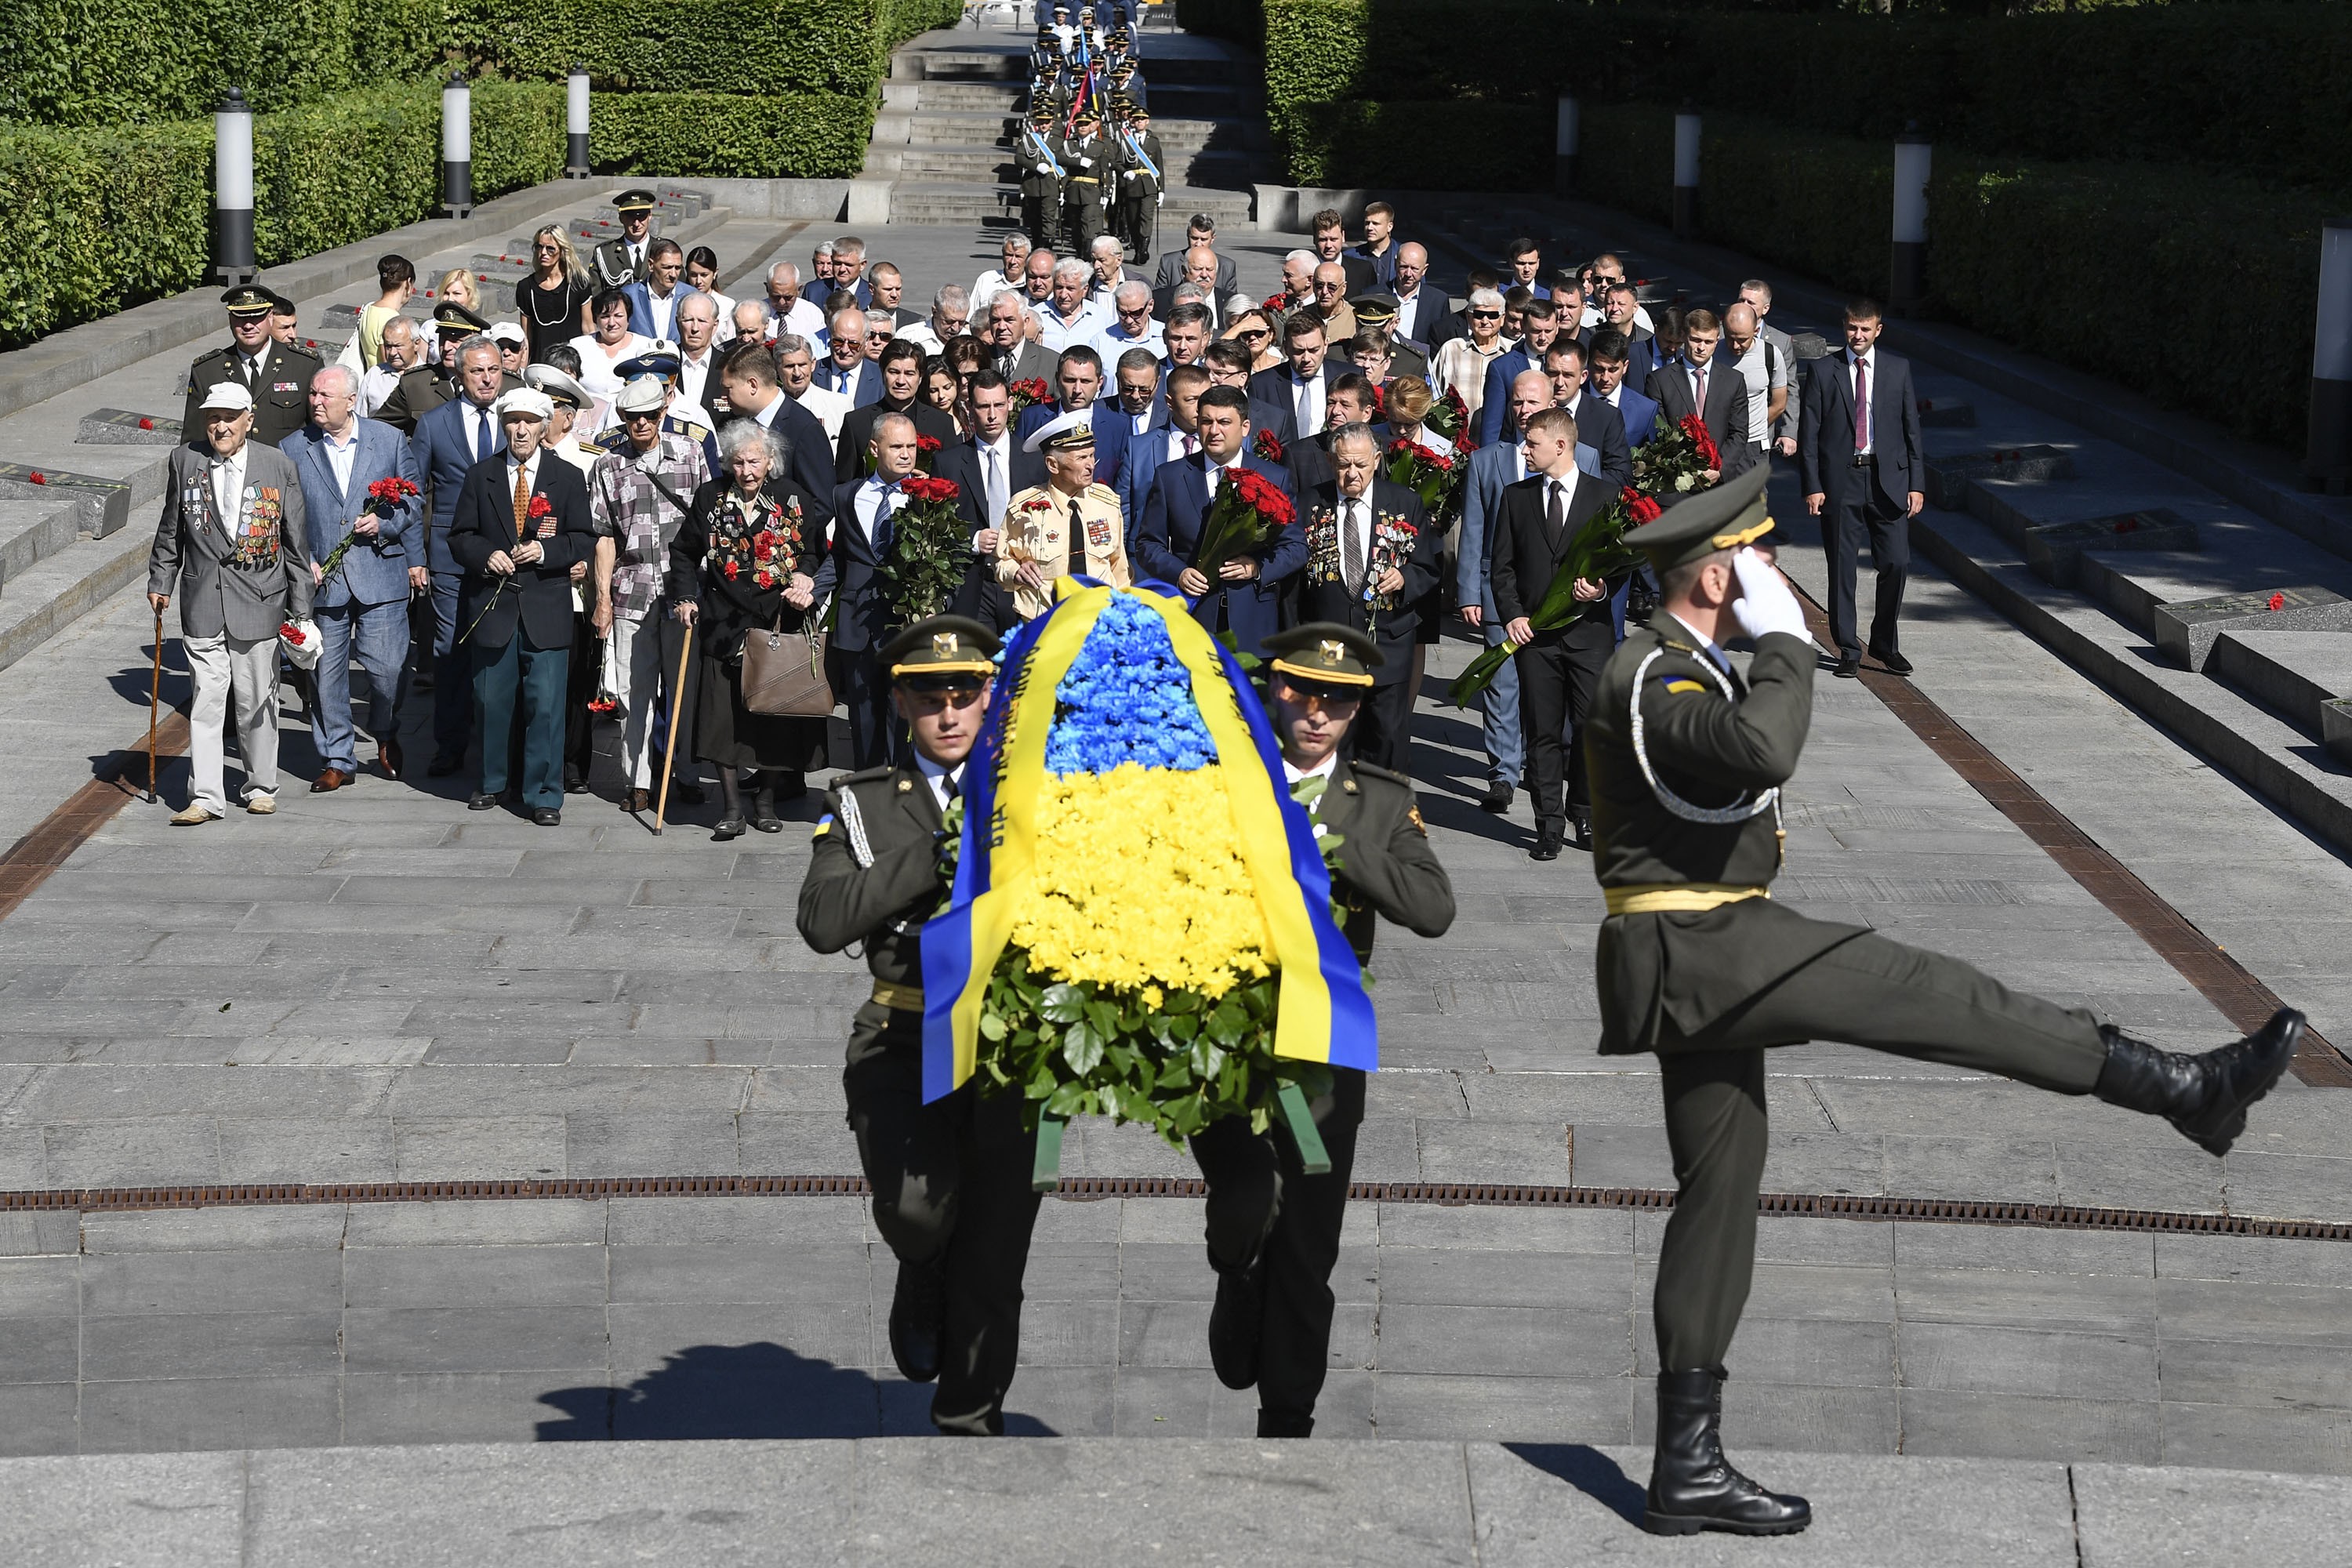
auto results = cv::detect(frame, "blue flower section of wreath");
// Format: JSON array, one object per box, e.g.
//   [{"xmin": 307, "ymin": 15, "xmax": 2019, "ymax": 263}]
[{"xmin": 1045, "ymin": 593, "xmax": 1218, "ymax": 774}]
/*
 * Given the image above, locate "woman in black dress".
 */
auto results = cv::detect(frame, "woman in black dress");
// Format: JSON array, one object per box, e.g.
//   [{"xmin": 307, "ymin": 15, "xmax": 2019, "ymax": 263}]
[
  {"xmin": 666, "ymin": 422, "xmax": 828, "ymax": 840},
  {"xmin": 516, "ymin": 225, "xmax": 591, "ymax": 364}
]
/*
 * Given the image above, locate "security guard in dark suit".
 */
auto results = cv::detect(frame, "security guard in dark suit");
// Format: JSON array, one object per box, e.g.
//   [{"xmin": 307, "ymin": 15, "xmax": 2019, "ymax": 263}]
[
  {"xmin": 181, "ymin": 285, "xmax": 321, "ymax": 448},
  {"xmin": 796, "ymin": 617, "xmax": 1045, "ymax": 1438},
  {"xmin": 376, "ymin": 302, "xmax": 512, "ymax": 436},
  {"xmin": 1192, "ymin": 623, "xmax": 1454, "ymax": 1439},
  {"xmin": 591, "ymin": 190, "xmax": 659, "ymax": 289},
  {"xmin": 1585, "ymin": 466, "xmax": 2303, "ymax": 1538}
]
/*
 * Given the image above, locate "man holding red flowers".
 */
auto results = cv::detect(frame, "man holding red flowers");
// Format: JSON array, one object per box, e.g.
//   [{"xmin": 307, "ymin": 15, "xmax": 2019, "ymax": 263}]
[{"xmin": 1134, "ymin": 385, "xmax": 1305, "ymax": 657}]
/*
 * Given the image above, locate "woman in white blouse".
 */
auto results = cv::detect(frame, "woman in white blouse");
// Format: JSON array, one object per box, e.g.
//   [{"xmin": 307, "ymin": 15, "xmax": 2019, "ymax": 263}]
[
  {"xmin": 568, "ymin": 288, "xmax": 656, "ymax": 401},
  {"xmin": 1431, "ymin": 286, "xmax": 1511, "ymax": 426}
]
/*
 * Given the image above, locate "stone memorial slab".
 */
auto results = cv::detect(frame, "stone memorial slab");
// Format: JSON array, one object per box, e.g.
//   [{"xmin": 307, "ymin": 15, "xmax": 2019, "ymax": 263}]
[
  {"xmin": 0, "ymin": 463, "xmax": 132, "ymax": 537},
  {"xmin": 2024, "ymin": 507, "xmax": 2199, "ymax": 587},
  {"xmin": 2151, "ymin": 584, "xmax": 2352, "ymax": 670},
  {"xmin": 1927, "ymin": 444, "xmax": 2076, "ymax": 510},
  {"xmin": 2323, "ymin": 698, "xmax": 2352, "ymax": 768},
  {"xmin": 2206, "ymin": 629, "xmax": 2352, "ymax": 735},
  {"xmin": 1917, "ymin": 397, "xmax": 1978, "ymax": 427},
  {"xmin": 76, "ymin": 408, "xmax": 183, "ymax": 447}
]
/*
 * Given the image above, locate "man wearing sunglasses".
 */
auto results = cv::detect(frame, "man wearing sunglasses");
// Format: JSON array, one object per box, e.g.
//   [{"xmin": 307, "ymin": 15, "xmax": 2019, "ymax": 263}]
[{"xmin": 815, "ymin": 307, "xmax": 884, "ymax": 408}]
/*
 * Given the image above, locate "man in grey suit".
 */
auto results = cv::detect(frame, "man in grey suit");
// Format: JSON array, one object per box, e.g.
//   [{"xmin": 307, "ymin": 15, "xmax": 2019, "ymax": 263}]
[
  {"xmin": 1152, "ymin": 213, "xmax": 1240, "ymax": 298},
  {"xmin": 147, "ymin": 382, "xmax": 314, "ymax": 825},
  {"xmin": 281, "ymin": 365, "xmax": 423, "ymax": 790},
  {"xmin": 1799, "ymin": 297, "xmax": 1925, "ymax": 679}
]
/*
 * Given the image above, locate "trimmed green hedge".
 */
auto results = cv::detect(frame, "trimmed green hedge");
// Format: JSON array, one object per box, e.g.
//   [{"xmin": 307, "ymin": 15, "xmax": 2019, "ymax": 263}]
[
  {"xmin": 450, "ymin": 0, "xmax": 887, "ymax": 95},
  {"xmin": 1276, "ymin": 101, "xmax": 1548, "ymax": 191},
  {"xmin": 589, "ymin": 92, "xmax": 874, "ymax": 180}
]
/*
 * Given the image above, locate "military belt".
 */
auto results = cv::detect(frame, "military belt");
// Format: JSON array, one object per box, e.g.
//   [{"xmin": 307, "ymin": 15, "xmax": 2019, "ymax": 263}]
[
  {"xmin": 1602, "ymin": 884, "xmax": 1770, "ymax": 916},
  {"xmin": 871, "ymin": 981, "xmax": 925, "ymax": 1011},
  {"xmin": 1068, "ymin": 175, "xmax": 1100, "ymax": 183}
]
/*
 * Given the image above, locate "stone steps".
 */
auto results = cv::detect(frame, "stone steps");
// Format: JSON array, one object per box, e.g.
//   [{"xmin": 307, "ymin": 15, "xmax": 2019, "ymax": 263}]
[
  {"xmin": 0, "ymin": 524, "xmax": 151, "ymax": 675},
  {"xmin": 877, "ymin": 141, "xmax": 1265, "ymax": 187},
  {"xmin": 886, "ymin": 180, "xmax": 1257, "ymax": 229},
  {"xmin": 887, "ymin": 107, "xmax": 1265, "ymax": 153}
]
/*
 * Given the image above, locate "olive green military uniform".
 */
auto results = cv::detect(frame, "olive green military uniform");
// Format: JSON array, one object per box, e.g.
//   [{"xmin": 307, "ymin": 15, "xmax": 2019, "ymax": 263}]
[
  {"xmin": 1584, "ymin": 482, "xmax": 2107, "ymax": 1376},
  {"xmin": 1017, "ymin": 116, "xmax": 1066, "ymax": 248},
  {"xmin": 181, "ymin": 339, "xmax": 321, "ymax": 450},
  {"xmin": 795, "ymin": 625, "xmax": 1043, "ymax": 1437},
  {"xmin": 1060, "ymin": 119, "xmax": 1113, "ymax": 254},
  {"xmin": 1109, "ymin": 108, "xmax": 1163, "ymax": 266},
  {"xmin": 1192, "ymin": 626, "xmax": 1456, "ymax": 1437}
]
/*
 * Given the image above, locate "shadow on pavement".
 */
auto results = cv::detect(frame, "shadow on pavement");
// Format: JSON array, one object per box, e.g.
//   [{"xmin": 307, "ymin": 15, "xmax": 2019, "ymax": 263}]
[
  {"xmin": 1501, "ymin": 1443, "xmax": 1646, "ymax": 1527},
  {"xmin": 535, "ymin": 1342, "xmax": 1060, "ymax": 1440}
]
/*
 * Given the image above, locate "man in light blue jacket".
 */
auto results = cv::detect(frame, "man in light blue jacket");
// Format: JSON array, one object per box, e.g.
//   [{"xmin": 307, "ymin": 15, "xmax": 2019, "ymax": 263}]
[{"xmin": 281, "ymin": 364, "xmax": 423, "ymax": 788}]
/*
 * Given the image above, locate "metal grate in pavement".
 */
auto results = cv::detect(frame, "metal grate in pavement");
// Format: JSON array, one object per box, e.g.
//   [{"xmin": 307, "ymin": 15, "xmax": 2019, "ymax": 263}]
[{"xmin": 2, "ymin": 1174, "xmax": 2347, "ymax": 1241}]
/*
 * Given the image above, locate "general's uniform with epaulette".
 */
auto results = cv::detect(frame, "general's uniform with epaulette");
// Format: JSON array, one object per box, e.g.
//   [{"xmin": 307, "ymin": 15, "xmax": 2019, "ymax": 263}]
[
  {"xmin": 1016, "ymin": 111, "xmax": 1068, "ymax": 253},
  {"xmin": 1191, "ymin": 624, "xmax": 1456, "ymax": 1439},
  {"xmin": 998, "ymin": 422, "xmax": 1132, "ymax": 619},
  {"xmin": 795, "ymin": 619, "xmax": 1043, "ymax": 1438},
  {"xmin": 1059, "ymin": 114, "xmax": 1113, "ymax": 254},
  {"xmin": 180, "ymin": 288, "xmax": 320, "ymax": 449}
]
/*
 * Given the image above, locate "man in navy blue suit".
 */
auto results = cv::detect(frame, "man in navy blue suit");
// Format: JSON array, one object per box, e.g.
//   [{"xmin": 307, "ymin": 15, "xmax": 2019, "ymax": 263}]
[
  {"xmin": 1012, "ymin": 345, "xmax": 1128, "ymax": 487},
  {"xmin": 1478, "ymin": 298, "xmax": 1565, "ymax": 445},
  {"xmin": 1588, "ymin": 329, "xmax": 1661, "ymax": 448},
  {"xmin": 408, "ymin": 335, "xmax": 510, "ymax": 775},
  {"xmin": 812, "ymin": 306, "xmax": 884, "ymax": 408},
  {"xmin": 282, "ymin": 365, "xmax": 423, "ymax": 788},
  {"xmin": 1800, "ymin": 298, "xmax": 1924, "ymax": 680},
  {"xmin": 1133, "ymin": 386, "xmax": 1305, "ymax": 658},
  {"xmin": 1544, "ymin": 339, "xmax": 1633, "ymax": 488}
]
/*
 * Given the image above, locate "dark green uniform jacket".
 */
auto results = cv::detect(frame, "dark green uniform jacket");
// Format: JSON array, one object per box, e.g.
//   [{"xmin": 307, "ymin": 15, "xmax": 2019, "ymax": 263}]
[
  {"xmin": 181, "ymin": 342, "xmax": 321, "ymax": 449},
  {"xmin": 1313, "ymin": 760, "xmax": 1455, "ymax": 960},
  {"xmin": 1584, "ymin": 612, "xmax": 1867, "ymax": 1054},
  {"xmin": 796, "ymin": 763, "xmax": 947, "ymax": 996}
]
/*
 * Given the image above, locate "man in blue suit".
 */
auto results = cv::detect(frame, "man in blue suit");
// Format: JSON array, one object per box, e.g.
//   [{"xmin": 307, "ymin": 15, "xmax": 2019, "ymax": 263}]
[
  {"xmin": 622, "ymin": 240, "xmax": 704, "ymax": 344},
  {"xmin": 1119, "ymin": 362, "xmax": 1207, "ymax": 526},
  {"xmin": 1012, "ymin": 346, "xmax": 1129, "ymax": 487},
  {"xmin": 812, "ymin": 306, "xmax": 884, "ymax": 408},
  {"xmin": 1134, "ymin": 385, "xmax": 1305, "ymax": 658},
  {"xmin": 282, "ymin": 365, "xmax": 423, "ymax": 789},
  {"xmin": 1800, "ymin": 296, "xmax": 1925, "ymax": 680},
  {"xmin": 407, "ymin": 334, "xmax": 510, "ymax": 775},
  {"xmin": 1477, "ymin": 298, "xmax": 1566, "ymax": 445},
  {"xmin": 1588, "ymin": 329, "xmax": 1661, "ymax": 447},
  {"xmin": 814, "ymin": 411, "xmax": 985, "ymax": 767}
]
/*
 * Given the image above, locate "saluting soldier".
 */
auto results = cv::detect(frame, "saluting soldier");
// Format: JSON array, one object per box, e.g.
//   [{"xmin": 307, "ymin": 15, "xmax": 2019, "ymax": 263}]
[
  {"xmin": 376, "ymin": 302, "xmax": 508, "ymax": 437},
  {"xmin": 1109, "ymin": 96, "xmax": 1164, "ymax": 267},
  {"xmin": 1017, "ymin": 102, "xmax": 1068, "ymax": 260},
  {"xmin": 590, "ymin": 191, "xmax": 659, "ymax": 289},
  {"xmin": 1194, "ymin": 623, "xmax": 1454, "ymax": 1438},
  {"xmin": 181, "ymin": 285, "xmax": 321, "ymax": 448},
  {"xmin": 797, "ymin": 617, "xmax": 1047, "ymax": 1438},
  {"xmin": 1060, "ymin": 103, "xmax": 1113, "ymax": 256},
  {"xmin": 1584, "ymin": 466, "xmax": 2303, "ymax": 1539},
  {"xmin": 996, "ymin": 410, "xmax": 1130, "ymax": 621}
]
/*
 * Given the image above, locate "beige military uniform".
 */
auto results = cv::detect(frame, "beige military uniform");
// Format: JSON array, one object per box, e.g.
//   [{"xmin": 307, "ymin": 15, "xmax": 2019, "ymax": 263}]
[{"xmin": 996, "ymin": 481, "xmax": 1131, "ymax": 619}]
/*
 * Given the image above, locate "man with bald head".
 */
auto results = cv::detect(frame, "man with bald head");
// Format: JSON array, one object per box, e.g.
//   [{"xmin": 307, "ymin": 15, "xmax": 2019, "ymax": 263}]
[
  {"xmin": 731, "ymin": 298, "xmax": 773, "ymax": 348},
  {"xmin": 1390, "ymin": 242, "xmax": 1461, "ymax": 350},
  {"xmin": 1308, "ymin": 263, "xmax": 1356, "ymax": 347},
  {"xmin": 765, "ymin": 261, "xmax": 823, "ymax": 340},
  {"xmin": 1722, "ymin": 300, "xmax": 1788, "ymax": 472}
]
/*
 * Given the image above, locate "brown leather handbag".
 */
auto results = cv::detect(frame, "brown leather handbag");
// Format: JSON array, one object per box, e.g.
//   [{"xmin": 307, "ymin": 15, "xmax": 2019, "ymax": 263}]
[{"xmin": 739, "ymin": 603, "xmax": 833, "ymax": 717}]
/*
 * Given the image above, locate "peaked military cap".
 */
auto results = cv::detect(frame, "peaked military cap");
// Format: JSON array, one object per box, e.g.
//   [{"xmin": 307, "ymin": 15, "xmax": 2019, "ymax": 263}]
[
  {"xmin": 1626, "ymin": 464, "xmax": 1777, "ymax": 572},
  {"xmin": 614, "ymin": 350, "xmax": 682, "ymax": 383},
  {"xmin": 1348, "ymin": 292, "xmax": 1401, "ymax": 325},
  {"xmin": 612, "ymin": 189, "xmax": 658, "ymax": 215},
  {"xmin": 221, "ymin": 285, "xmax": 273, "ymax": 317},
  {"xmin": 524, "ymin": 364, "xmax": 591, "ymax": 410},
  {"xmin": 882, "ymin": 616, "xmax": 1000, "ymax": 684},
  {"xmin": 1263, "ymin": 622, "xmax": 1381, "ymax": 690},
  {"xmin": 430, "ymin": 299, "xmax": 491, "ymax": 334},
  {"xmin": 1022, "ymin": 407, "xmax": 1098, "ymax": 454}
]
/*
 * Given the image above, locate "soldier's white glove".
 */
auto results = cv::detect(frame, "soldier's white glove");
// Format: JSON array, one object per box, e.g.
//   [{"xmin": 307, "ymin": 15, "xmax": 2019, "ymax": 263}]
[
  {"xmin": 1077, "ymin": 156, "xmax": 1093, "ymax": 166},
  {"xmin": 1730, "ymin": 548, "xmax": 1810, "ymax": 645}
]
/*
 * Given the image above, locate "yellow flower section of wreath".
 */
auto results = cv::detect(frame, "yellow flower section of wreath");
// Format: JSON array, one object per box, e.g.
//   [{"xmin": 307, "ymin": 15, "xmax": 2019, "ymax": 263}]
[{"xmin": 1004, "ymin": 764, "xmax": 1274, "ymax": 999}]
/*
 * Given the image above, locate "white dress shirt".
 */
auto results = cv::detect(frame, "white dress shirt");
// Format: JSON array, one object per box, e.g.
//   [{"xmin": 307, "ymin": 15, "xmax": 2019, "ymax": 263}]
[
  {"xmin": 321, "ymin": 423, "xmax": 361, "ymax": 496},
  {"xmin": 644, "ymin": 285, "xmax": 685, "ymax": 345},
  {"xmin": 1847, "ymin": 347, "xmax": 1877, "ymax": 454},
  {"xmin": 1040, "ymin": 300, "xmax": 1109, "ymax": 355},
  {"xmin": 853, "ymin": 474, "xmax": 905, "ymax": 547},
  {"xmin": 208, "ymin": 445, "xmax": 249, "ymax": 543},
  {"xmin": 972, "ymin": 431, "xmax": 1014, "ymax": 527},
  {"xmin": 1167, "ymin": 426, "xmax": 1201, "ymax": 463},
  {"xmin": 915, "ymin": 751, "xmax": 966, "ymax": 811},
  {"xmin": 788, "ymin": 384, "xmax": 851, "ymax": 443},
  {"xmin": 773, "ymin": 298, "xmax": 824, "ymax": 340},
  {"xmin": 1335, "ymin": 489, "xmax": 1378, "ymax": 593},
  {"xmin": 358, "ymin": 364, "xmax": 400, "ymax": 419},
  {"xmin": 461, "ymin": 397, "xmax": 501, "ymax": 466},
  {"xmin": 1289, "ymin": 368, "xmax": 1327, "ymax": 437},
  {"xmin": 677, "ymin": 348, "xmax": 718, "ymax": 422},
  {"xmin": 506, "ymin": 450, "xmax": 543, "ymax": 512}
]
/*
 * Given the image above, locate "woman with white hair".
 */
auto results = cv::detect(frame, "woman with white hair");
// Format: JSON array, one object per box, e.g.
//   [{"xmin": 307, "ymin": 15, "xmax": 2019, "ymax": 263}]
[
  {"xmin": 1432, "ymin": 285, "xmax": 1511, "ymax": 423},
  {"xmin": 667, "ymin": 419, "xmax": 827, "ymax": 838}
]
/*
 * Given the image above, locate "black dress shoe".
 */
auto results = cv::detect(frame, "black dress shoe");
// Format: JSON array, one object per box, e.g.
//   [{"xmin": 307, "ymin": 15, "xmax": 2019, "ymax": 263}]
[
  {"xmin": 1569, "ymin": 808, "xmax": 1592, "ymax": 850},
  {"xmin": 532, "ymin": 807, "xmax": 561, "ymax": 827},
  {"xmin": 1832, "ymin": 652, "xmax": 1861, "ymax": 679},
  {"xmin": 2093, "ymin": 1009, "xmax": 2302, "ymax": 1156},
  {"xmin": 1868, "ymin": 646, "xmax": 1915, "ymax": 676},
  {"xmin": 466, "ymin": 791, "xmax": 499, "ymax": 811},
  {"xmin": 1207, "ymin": 1261, "xmax": 1265, "ymax": 1390},
  {"xmin": 1478, "ymin": 781, "xmax": 1512, "ymax": 814},
  {"xmin": 1644, "ymin": 1368, "xmax": 1811, "ymax": 1537},
  {"xmin": 428, "ymin": 753, "xmax": 464, "ymax": 778},
  {"xmin": 563, "ymin": 770, "xmax": 589, "ymax": 795},
  {"xmin": 1530, "ymin": 827, "xmax": 1564, "ymax": 862},
  {"xmin": 888, "ymin": 1257, "xmax": 947, "ymax": 1383},
  {"xmin": 711, "ymin": 816, "xmax": 746, "ymax": 842}
]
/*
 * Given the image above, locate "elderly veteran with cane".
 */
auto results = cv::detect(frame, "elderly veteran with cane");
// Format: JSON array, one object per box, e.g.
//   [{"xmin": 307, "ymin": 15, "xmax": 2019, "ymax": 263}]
[
  {"xmin": 446, "ymin": 388, "xmax": 596, "ymax": 826},
  {"xmin": 666, "ymin": 421, "xmax": 828, "ymax": 839},
  {"xmin": 147, "ymin": 382, "xmax": 314, "ymax": 824},
  {"xmin": 995, "ymin": 408, "xmax": 1131, "ymax": 622},
  {"xmin": 1583, "ymin": 466, "xmax": 2304, "ymax": 1538},
  {"xmin": 797, "ymin": 617, "xmax": 1046, "ymax": 1438}
]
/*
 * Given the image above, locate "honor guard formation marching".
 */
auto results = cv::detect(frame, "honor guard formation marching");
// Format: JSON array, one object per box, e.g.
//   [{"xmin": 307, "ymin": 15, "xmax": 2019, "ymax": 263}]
[{"xmin": 118, "ymin": 18, "xmax": 2324, "ymax": 1540}]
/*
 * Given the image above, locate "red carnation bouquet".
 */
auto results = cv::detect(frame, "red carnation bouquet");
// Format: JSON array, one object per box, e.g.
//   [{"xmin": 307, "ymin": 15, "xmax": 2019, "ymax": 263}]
[
  {"xmin": 1422, "ymin": 387, "xmax": 1478, "ymax": 455},
  {"xmin": 877, "ymin": 473, "xmax": 968, "ymax": 626},
  {"xmin": 1189, "ymin": 465, "xmax": 1295, "ymax": 586},
  {"xmin": 318, "ymin": 475, "xmax": 421, "ymax": 590},
  {"xmin": 1633, "ymin": 412, "xmax": 1721, "ymax": 497},
  {"xmin": 1008, "ymin": 378, "xmax": 1052, "ymax": 416},
  {"xmin": 1448, "ymin": 484, "xmax": 1664, "ymax": 706}
]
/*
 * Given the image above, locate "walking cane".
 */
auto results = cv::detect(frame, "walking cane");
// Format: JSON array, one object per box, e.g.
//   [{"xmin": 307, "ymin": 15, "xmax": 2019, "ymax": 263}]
[
  {"xmin": 652, "ymin": 619, "xmax": 694, "ymax": 835},
  {"xmin": 146, "ymin": 604, "xmax": 164, "ymax": 803}
]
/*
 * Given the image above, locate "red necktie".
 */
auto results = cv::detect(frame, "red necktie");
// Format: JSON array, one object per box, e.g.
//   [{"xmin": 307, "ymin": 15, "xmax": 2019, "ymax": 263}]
[{"xmin": 1853, "ymin": 356, "xmax": 1869, "ymax": 452}]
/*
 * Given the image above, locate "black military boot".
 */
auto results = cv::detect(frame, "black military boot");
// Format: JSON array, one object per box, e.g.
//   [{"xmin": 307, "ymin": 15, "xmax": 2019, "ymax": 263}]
[
  {"xmin": 1257, "ymin": 1408, "xmax": 1313, "ymax": 1439},
  {"xmin": 887, "ymin": 1256, "xmax": 947, "ymax": 1384},
  {"xmin": 1643, "ymin": 1368, "xmax": 1810, "ymax": 1537},
  {"xmin": 1207, "ymin": 1259, "xmax": 1265, "ymax": 1391},
  {"xmin": 2093, "ymin": 1009, "xmax": 2302, "ymax": 1157}
]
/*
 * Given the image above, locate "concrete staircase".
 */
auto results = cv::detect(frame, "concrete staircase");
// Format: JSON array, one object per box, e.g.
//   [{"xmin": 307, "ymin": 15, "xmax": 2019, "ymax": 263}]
[{"xmin": 867, "ymin": 26, "xmax": 1266, "ymax": 232}]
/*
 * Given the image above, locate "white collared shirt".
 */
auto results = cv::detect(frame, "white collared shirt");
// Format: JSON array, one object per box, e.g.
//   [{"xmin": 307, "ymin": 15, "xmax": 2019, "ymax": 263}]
[
  {"xmin": 973, "ymin": 432, "xmax": 1012, "ymax": 526},
  {"xmin": 1281, "ymin": 752, "xmax": 1340, "ymax": 835},
  {"xmin": 1290, "ymin": 368, "xmax": 1327, "ymax": 436},
  {"xmin": 209, "ymin": 445, "xmax": 249, "ymax": 541},
  {"xmin": 679, "ymin": 349, "xmax": 716, "ymax": 416},
  {"xmin": 1167, "ymin": 426, "xmax": 1200, "ymax": 463},
  {"xmin": 855, "ymin": 474, "xmax": 904, "ymax": 546},
  {"xmin": 1668, "ymin": 611, "xmax": 1731, "ymax": 673},
  {"xmin": 646, "ymin": 285, "xmax": 682, "ymax": 344},
  {"xmin": 1336, "ymin": 488, "xmax": 1378, "ymax": 588},
  {"xmin": 915, "ymin": 751, "xmax": 965, "ymax": 811},
  {"xmin": 321, "ymin": 422, "xmax": 361, "ymax": 495},
  {"xmin": 506, "ymin": 449, "xmax": 543, "ymax": 503}
]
